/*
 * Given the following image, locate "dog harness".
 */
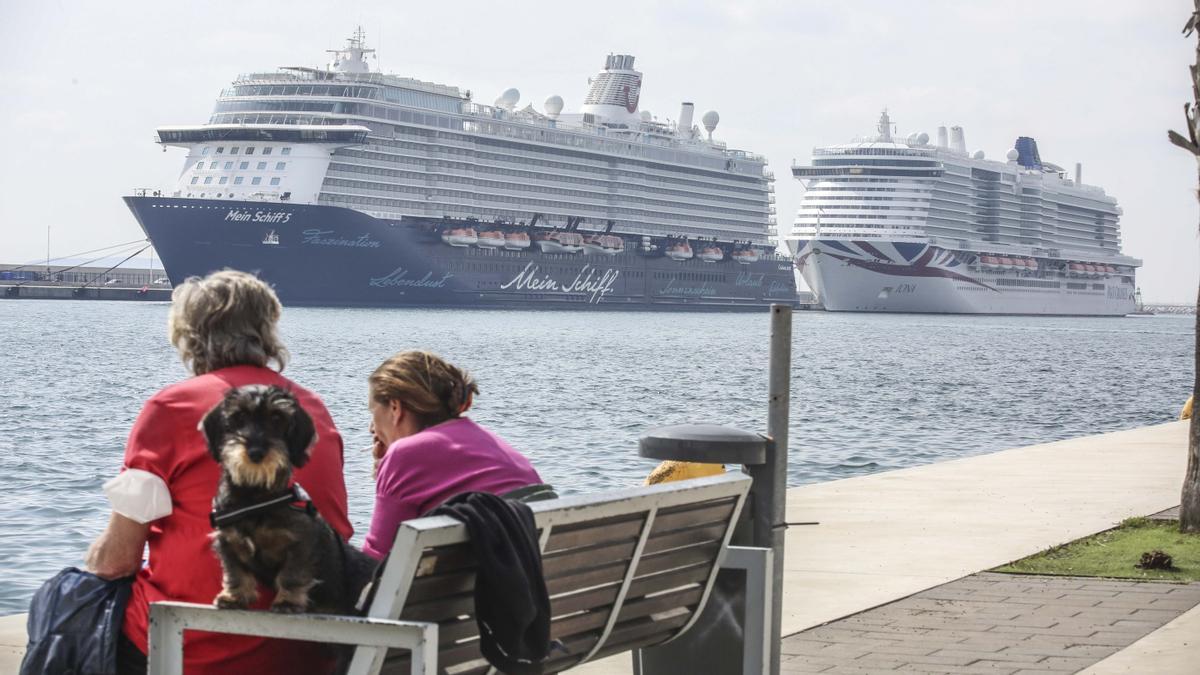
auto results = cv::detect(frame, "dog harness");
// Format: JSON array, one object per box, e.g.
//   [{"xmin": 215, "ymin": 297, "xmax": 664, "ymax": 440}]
[{"xmin": 209, "ymin": 483, "xmax": 317, "ymax": 529}]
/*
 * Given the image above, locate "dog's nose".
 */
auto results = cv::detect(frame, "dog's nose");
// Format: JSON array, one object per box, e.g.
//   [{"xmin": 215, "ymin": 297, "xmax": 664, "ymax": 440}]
[{"xmin": 246, "ymin": 447, "xmax": 268, "ymax": 463}]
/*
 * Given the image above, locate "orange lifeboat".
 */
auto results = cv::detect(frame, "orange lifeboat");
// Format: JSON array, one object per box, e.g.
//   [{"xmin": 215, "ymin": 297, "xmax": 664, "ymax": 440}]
[
  {"xmin": 698, "ymin": 246, "xmax": 724, "ymax": 263},
  {"xmin": 504, "ymin": 231, "xmax": 531, "ymax": 250},
  {"xmin": 666, "ymin": 241, "xmax": 694, "ymax": 261},
  {"xmin": 534, "ymin": 231, "xmax": 584, "ymax": 254},
  {"xmin": 441, "ymin": 227, "xmax": 478, "ymax": 247},
  {"xmin": 476, "ymin": 230, "xmax": 506, "ymax": 248},
  {"xmin": 731, "ymin": 248, "xmax": 760, "ymax": 264},
  {"xmin": 583, "ymin": 234, "xmax": 625, "ymax": 255}
]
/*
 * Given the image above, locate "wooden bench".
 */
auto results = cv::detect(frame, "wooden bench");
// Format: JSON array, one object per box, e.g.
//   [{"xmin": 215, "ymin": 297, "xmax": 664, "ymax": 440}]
[{"xmin": 148, "ymin": 472, "xmax": 764, "ymax": 675}]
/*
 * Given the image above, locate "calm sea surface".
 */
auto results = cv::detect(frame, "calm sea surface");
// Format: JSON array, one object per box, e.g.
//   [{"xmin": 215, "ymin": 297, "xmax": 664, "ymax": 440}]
[{"xmin": 0, "ymin": 300, "xmax": 1194, "ymax": 613}]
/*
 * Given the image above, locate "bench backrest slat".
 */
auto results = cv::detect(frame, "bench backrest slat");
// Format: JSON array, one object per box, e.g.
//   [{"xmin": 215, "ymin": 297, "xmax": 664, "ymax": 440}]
[{"xmin": 358, "ymin": 473, "xmax": 750, "ymax": 675}]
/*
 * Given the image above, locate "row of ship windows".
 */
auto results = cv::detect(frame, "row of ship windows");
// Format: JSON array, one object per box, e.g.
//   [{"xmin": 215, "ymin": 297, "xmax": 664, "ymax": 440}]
[
  {"xmin": 319, "ymin": 196, "xmax": 756, "ymax": 240},
  {"xmin": 223, "ymin": 84, "xmax": 459, "ymax": 111},
  {"xmin": 801, "ymin": 195, "xmax": 928, "ymax": 202},
  {"xmin": 353, "ymin": 137, "xmax": 762, "ymax": 194},
  {"xmin": 796, "ymin": 214, "xmax": 926, "ymax": 221},
  {"xmin": 196, "ymin": 161, "xmax": 287, "ymax": 171},
  {"xmin": 201, "ymin": 146, "xmax": 291, "ymax": 157},
  {"xmin": 325, "ymin": 186, "xmax": 759, "ymax": 228},
  {"xmin": 799, "ymin": 204, "xmax": 925, "ymax": 210},
  {"xmin": 323, "ymin": 193, "xmax": 759, "ymax": 233},
  {"xmin": 334, "ymin": 158, "xmax": 762, "ymax": 207},
  {"xmin": 812, "ymin": 158, "xmax": 939, "ymax": 168},
  {"xmin": 323, "ymin": 174, "xmax": 763, "ymax": 219},
  {"xmin": 813, "ymin": 148, "xmax": 935, "ymax": 157},
  {"xmin": 208, "ymin": 111, "xmax": 750, "ymax": 176},
  {"xmin": 352, "ymin": 147, "xmax": 758, "ymax": 199},
  {"xmin": 190, "ymin": 176, "xmax": 282, "ymax": 186},
  {"xmin": 369, "ymin": 137, "xmax": 764, "ymax": 196},
  {"xmin": 336, "ymin": 152, "xmax": 765, "ymax": 212}
]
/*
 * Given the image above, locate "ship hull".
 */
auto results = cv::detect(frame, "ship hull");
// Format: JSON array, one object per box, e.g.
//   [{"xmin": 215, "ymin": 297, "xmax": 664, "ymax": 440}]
[
  {"xmin": 790, "ymin": 239, "xmax": 1136, "ymax": 316},
  {"xmin": 125, "ymin": 197, "xmax": 796, "ymax": 310}
]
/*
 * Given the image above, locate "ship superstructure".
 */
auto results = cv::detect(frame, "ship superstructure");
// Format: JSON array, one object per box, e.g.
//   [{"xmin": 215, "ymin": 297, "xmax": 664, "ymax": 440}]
[
  {"xmin": 785, "ymin": 111, "xmax": 1140, "ymax": 315},
  {"xmin": 128, "ymin": 30, "xmax": 793, "ymax": 309}
]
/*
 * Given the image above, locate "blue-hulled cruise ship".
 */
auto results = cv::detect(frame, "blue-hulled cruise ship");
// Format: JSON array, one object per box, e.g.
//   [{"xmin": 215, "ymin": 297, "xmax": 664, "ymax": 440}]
[{"xmin": 125, "ymin": 29, "xmax": 794, "ymax": 309}]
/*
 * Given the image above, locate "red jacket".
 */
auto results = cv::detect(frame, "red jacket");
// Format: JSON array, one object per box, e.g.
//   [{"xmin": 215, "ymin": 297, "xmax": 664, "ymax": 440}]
[{"xmin": 120, "ymin": 365, "xmax": 352, "ymax": 674}]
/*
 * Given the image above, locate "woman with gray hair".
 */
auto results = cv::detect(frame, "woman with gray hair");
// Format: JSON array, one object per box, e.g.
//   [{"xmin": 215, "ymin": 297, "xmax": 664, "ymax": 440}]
[{"xmin": 84, "ymin": 270, "xmax": 352, "ymax": 675}]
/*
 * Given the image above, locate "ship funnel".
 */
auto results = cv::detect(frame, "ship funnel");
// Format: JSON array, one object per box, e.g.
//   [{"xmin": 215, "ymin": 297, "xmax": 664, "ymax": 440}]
[
  {"xmin": 1075, "ymin": 162, "xmax": 1082, "ymax": 185},
  {"xmin": 678, "ymin": 102, "xmax": 695, "ymax": 138},
  {"xmin": 950, "ymin": 125, "xmax": 966, "ymax": 153},
  {"xmin": 937, "ymin": 126, "xmax": 948, "ymax": 147}
]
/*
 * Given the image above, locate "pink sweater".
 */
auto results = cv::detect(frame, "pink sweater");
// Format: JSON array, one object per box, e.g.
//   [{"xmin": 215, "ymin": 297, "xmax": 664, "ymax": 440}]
[{"xmin": 363, "ymin": 417, "xmax": 542, "ymax": 559}]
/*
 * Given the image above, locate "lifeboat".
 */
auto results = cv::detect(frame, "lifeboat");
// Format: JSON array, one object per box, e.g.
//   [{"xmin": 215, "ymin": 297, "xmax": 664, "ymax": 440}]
[
  {"xmin": 504, "ymin": 231, "xmax": 531, "ymax": 250},
  {"xmin": 534, "ymin": 231, "xmax": 584, "ymax": 254},
  {"xmin": 583, "ymin": 234, "xmax": 625, "ymax": 255},
  {"xmin": 476, "ymin": 230, "xmax": 506, "ymax": 248},
  {"xmin": 698, "ymin": 246, "xmax": 724, "ymax": 263},
  {"xmin": 998, "ymin": 257, "xmax": 1015, "ymax": 271},
  {"xmin": 1026, "ymin": 259, "xmax": 1039, "ymax": 271},
  {"xmin": 1067, "ymin": 262, "xmax": 1084, "ymax": 277},
  {"xmin": 441, "ymin": 227, "xmax": 478, "ymax": 247},
  {"xmin": 665, "ymin": 241, "xmax": 694, "ymax": 261},
  {"xmin": 731, "ymin": 248, "xmax": 760, "ymax": 264}
]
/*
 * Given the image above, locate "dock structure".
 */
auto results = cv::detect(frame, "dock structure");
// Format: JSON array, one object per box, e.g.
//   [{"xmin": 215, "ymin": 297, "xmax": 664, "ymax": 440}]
[{"xmin": 1, "ymin": 421, "xmax": 1195, "ymax": 673}]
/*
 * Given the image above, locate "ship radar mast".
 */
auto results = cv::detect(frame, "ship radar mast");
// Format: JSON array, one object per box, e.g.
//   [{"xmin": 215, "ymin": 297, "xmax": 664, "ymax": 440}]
[
  {"xmin": 877, "ymin": 109, "xmax": 893, "ymax": 142},
  {"xmin": 327, "ymin": 26, "xmax": 375, "ymax": 74}
]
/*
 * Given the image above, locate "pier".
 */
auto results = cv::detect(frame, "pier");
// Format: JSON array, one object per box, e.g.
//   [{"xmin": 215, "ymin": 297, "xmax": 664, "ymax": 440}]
[{"xmin": 1, "ymin": 421, "xmax": 1194, "ymax": 673}]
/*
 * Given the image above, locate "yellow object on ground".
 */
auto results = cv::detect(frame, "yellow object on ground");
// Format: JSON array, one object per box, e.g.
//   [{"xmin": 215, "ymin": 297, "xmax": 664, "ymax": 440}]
[
  {"xmin": 1183, "ymin": 395, "xmax": 1193, "ymax": 421},
  {"xmin": 645, "ymin": 460, "xmax": 725, "ymax": 485}
]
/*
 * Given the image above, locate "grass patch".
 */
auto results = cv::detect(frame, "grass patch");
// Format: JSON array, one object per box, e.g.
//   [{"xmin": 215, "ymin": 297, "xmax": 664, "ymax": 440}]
[{"xmin": 994, "ymin": 518, "xmax": 1200, "ymax": 582}]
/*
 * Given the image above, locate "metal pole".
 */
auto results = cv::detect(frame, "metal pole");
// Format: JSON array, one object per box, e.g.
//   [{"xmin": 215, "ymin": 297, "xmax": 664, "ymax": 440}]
[{"xmin": 765, "ymin": 303, "xmax": 791, "ymax": 675}]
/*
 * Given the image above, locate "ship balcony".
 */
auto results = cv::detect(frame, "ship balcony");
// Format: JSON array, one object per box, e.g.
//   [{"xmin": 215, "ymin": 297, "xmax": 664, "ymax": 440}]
[{"xmin": 156, "ymin": 124, "xmax": 370, "ymax": 146}]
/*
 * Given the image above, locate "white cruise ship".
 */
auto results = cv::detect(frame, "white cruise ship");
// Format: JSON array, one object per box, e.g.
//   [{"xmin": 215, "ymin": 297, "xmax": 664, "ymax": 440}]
[
  {"xmin": 784, "ymin": 111, "xmax": 1141, "ymax": 315},
  {"xmin": 125, "ymin": 30, "xmax": 795, "ymax": 310}
]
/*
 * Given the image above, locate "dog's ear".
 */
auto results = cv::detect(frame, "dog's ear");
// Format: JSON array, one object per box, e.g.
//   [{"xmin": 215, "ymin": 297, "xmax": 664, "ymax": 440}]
[
  {"xmin": 283, "ymin": 393, "xmax": 317, "ymax": 469},
  {"xmin": 199, "ymin": 398, "xmax": 227, "ymax": 462}
]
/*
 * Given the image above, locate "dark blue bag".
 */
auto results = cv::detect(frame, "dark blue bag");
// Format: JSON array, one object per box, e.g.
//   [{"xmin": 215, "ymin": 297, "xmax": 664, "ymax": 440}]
[{"xmin": 19, "ymin": 567, "xmax": 133, "ymax": 675}]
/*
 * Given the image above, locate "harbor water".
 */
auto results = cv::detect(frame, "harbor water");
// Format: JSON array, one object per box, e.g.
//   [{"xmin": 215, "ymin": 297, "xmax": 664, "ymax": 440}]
[{"xmin": 0, "ymin": 300, "xmax": 1193, "ymax": 613}]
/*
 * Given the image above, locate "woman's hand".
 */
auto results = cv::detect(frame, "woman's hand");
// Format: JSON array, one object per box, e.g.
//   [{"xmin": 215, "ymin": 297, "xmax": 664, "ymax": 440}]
[{"xmin": 371, "ymin": 423, "xmax": 387, "ymax": 479}]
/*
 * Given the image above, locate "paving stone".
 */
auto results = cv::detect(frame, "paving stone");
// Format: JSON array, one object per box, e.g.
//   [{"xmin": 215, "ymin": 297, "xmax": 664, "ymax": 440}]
[
  {"xmin": 778, "ymin": 575, "xmax": 1200, "ymax": 675},
  {"xmin": 1128, "ymin": 607, "xmax": 1189, "ymax": 622},
  {"xmin": 1036, "ymin": 655, "xmax": 1104, "ymax": 670},
  {"xmin": 927, "ymin": 649, "xmax": 1044, "ymax": 665},
  {"xmin": 896, "ymin": 662, "xmax": 1021, "ymax": 674},
  {"xmin": 780, "ymin": 660, "xmax": 833, "ymax": 673},
  {"xmin": 987, "ymin": 615, "xmax": 1060, "ymax": 629},
  {"xmin": 1145, "ymin": 596, "xmax": 1200, "ymax": 610}
]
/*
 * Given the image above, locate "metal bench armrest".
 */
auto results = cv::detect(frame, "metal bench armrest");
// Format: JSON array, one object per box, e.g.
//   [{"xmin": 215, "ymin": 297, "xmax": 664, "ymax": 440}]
[{"xmin": 148, "ymin": 601, "xmax": 438, "ymax": 675}]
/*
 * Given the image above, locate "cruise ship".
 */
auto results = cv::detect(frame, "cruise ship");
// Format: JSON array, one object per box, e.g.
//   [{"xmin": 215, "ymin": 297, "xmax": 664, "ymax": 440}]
[
  {"xmin": 124, "ymin": 30, "xmax": 795, "ymax": 310},
  {"xmin": 785, "ymin": 112, "xmax": 1140, "ymax": 315}
]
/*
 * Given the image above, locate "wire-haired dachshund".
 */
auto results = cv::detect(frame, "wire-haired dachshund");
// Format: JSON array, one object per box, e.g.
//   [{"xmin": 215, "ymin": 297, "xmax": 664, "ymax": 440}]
[{"xmin": 201, "ymin": 385, "xmax": 375, "ymax": 614}]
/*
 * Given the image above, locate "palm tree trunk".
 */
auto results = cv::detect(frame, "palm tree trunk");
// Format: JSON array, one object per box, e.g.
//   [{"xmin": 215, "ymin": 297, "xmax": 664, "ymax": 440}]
[
  {"xmin": 1183, "ymin": 284, "xmax": 1200, "ymax": 532},
  {"xmin": 1173, "ymin": 2, "xmax": 1200, "ymax": 533}
]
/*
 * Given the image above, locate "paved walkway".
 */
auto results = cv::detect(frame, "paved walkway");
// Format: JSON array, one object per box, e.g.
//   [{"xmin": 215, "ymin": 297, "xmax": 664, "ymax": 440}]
[
  {"xmin": 780, "ymin": 573, "xmax": 1200, "ymax": 674},
  {"xmin": 578, "ymin": 420, "xmax": 1192, "ymax": 674},
  {"xmin": 2, "ymin": 421, "xmax": 1192, "ymax": 674}
]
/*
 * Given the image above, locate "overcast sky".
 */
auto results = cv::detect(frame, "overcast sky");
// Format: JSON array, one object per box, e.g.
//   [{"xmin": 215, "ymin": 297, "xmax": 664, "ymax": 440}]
[{"xmin": 2, "ymin": 0, "xmax": 1198, "ymax": 302}]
